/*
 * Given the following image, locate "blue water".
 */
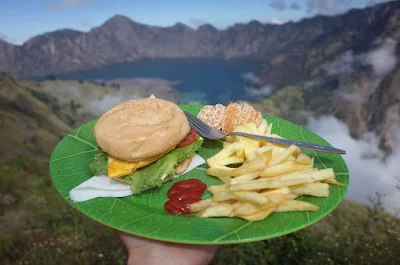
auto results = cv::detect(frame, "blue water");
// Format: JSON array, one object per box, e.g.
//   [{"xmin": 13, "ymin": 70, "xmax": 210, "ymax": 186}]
[{"xmin": 54, "ymin": 59, "xmax": 264, "ymax": 104}]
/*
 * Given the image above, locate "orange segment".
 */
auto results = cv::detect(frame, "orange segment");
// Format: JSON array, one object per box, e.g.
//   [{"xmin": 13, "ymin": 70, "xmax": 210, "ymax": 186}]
[
  {"xmin": 246, "ymin": 104, "xmax": 257, "ymax": 124},
  {"xmin": 223, "ymin": 103, "xmax": 242, "ymax": 133},
  {"xmin": 214, "ymin": 104, "xmax": 227, "ymax": 129},
  {"xmin": 197, "ymin": 105, "xmax": 216, "ymax": 126},
  {"xmin": 238, "ymin": 103, "xmax": 252, "ymax": 126},
  {"xmin": 254, "ymin": 111, "xmax": 263, "ymax": 127}
]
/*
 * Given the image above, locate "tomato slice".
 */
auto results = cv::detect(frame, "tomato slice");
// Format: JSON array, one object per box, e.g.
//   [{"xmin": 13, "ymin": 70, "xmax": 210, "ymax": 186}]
[{"xmin": 176, "ymin": 128, "xmax": 197, "ymax": 148}]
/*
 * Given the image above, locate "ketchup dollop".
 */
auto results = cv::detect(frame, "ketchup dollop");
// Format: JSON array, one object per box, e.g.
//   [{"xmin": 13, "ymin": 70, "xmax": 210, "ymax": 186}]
[{"xmin": 164, "ymin": 179, "xmax": 207, "ymax": 215}]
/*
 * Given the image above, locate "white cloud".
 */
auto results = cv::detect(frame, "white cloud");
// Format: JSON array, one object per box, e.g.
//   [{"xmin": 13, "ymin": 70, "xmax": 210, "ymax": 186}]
[
  {"xmin": 364, "ymin": 38, "xmax": 397, "ymax": 78},
  {"xmin": 270, "ymin": 19, "xmax": 286, "ymax": 25},
  {"xmin": 189, "ymin": 18, "xmax": 209, "ymax": 28},
  {"xmin": 242, "ymin": 72, "xmax": 262, "ymax": 85},
  {"xmin": 325, "ymin": 50, "xmax": 355, "ymax": 76},
  {"xmin": 307, "ymin": 115, "xmax": 400, "ymax": 214},
  {"xmin": 245, "ymin": 86, "xmax": 274, "ymax": 97},
  {"xmin": 306, "ymin": 0, "xmax": 351, "ymax": 15},
  {"xmin": 324, "ymin": 38, "xmax": 398, "ymax": 79},
  {"xmin": 338, "ymin": 91, "xmax": 366, "ymax": 104},
  {"xmin": 241, "ymin": 72, "xmax": 274, "ymax": 97},
  {"xmin": 269, "ymin": 0, "xmax": 287, "ymax": 11}
]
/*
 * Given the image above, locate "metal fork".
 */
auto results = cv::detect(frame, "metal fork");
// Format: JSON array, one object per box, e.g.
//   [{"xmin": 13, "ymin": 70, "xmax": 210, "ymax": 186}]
[{"xmin": 184, "ymin": 111, "xmax": 346, "ymax": 155}]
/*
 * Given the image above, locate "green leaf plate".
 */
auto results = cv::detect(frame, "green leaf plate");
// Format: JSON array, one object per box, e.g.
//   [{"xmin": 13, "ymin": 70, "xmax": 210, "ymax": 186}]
[{"xmin": 50, "ymin": 104, "xmax": 349, "ymax": 245}]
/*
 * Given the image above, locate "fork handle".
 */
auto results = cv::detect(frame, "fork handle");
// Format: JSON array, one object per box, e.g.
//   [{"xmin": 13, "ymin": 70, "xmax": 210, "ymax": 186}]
[{"xmin": 230, "ymin": 132, "xmax": 346, "ymax": 155}]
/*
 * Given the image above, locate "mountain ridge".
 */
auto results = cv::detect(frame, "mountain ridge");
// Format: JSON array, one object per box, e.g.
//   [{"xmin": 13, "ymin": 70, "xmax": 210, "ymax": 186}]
[{"xmin": 1, "ymin": 1, "xmax": 399, "ymax": 78}]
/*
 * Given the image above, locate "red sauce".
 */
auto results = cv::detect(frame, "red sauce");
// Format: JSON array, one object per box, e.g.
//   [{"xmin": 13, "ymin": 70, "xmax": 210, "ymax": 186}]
[{"xmin": 164, "ymin": 179, "xmax": 207, "ymax": 215}]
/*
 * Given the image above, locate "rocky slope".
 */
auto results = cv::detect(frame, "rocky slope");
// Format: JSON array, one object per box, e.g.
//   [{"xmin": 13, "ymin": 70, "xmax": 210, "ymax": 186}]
[
  {"xmin": 0, "ymin": 73, "xmax": 73, "ymax": 165},
  {"xmin": 0, "ymin": 2, "xmax": 399, "ymax": 79}
]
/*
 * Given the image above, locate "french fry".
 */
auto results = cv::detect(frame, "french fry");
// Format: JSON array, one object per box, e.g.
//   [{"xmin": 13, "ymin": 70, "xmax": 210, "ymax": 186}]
[
  {"xmin": 207, "ymin": 152, "xmax": 269, "ymax": 178},
  {"xmin": 266, "ymin": 168, "xmax": 315, "ymax": 180},
  {"xmin": 231, "ymin": 159, "xmax": 266, "ymax": 176},
  {"xmin": 232, "ymin": 143, "xmax": 245, "ymax": 157},
  {"xmin": 225, "ymin": 135, "xmax": 236, "ymax": 143},
  {"xmin": 189, "ymin": 199, "xmax": 213, "ymax": 212},
  {"xmin": 262, "ymin": 193, "xmax": 286, "ymax": 206},
  {"xmin": 230, "ymin": 171, "xmax": 261, "ymax": 185},
  {"xmin": 289, "ymin": 182, "xmax": 330, "ymax": 197},
  {"xmin": 262, "ymin": 161, "xmax": 311, "ymax": 177},
  {"xmin": 322, "ymin": 177, "xmax": 345, "ymax": 186},
  {"xmin": 242, "ymin": 142, "xmax": 261, "ymax": 161},
  {"xmin": 270, "ymin": 133, "xmax": 283, "ymax": 139},
  {"xmin": 296, "ymin": 153, "xmax": 313, "ymax": 165},
  {"xmin": 197, "ymin": 203, "xmax": 233, "ymax": 218},
  {"xmin": 284, "ymin": 193, "xmax": 299, "ymax": 200},
  {"xmin": 207, "ymin": 143, "xmax": 241, "ymax": 168},
  {"xmin": 260, "ymin": 187, "xmax": 291, "ymax": 196},
  {"xmin": 223, "ymin": 199, "xmax": 238, "ymax": 205},
  {"xmin": 246, "ymin": 150, "xmax": 259, "ymax": 161},
  {"xmin": 268, "ymin": 145, "xmax": 301, "ymax": 166},
  {"xmin": 206, "ymin": 167, "xmax": 235, "ymax": 178},
  {"xmin": 265, "ymin": 123, "xmax": 273, "ymax": 136},
  {"xmin": 272, "ymin": 168, "xmax": 334, "ymax": 182},
  {"xmin": 220, "ymin": 156, "xmax": 245, "ymax": 165},
  {"xmin": 233, "ymin": 152, "xmax": 271, "ymax": 176},
  {"xmin": 213, "ymin": 190, "xmax": 237, "ymax": 202},
  {"xmin": 234, "ymin": 124, "xmax": 252, "ymax": 134},
  {"xmin": 271, "ymin": 147, "xmax": 284, "ymax": 160},
  {"xmin": 257, "ymin": 146, "xmax": 273, "ymax": 155},
  {"xmin": 219, "ymin": 176, "xmax": 231, "ymax": 184},
  {"xmin": 223, "ymin": 141, "xmax": 232, "ymax": 148},
  {"xmin": 275, "ymin": 200, "xmax": 319, "ymax": 212},
  {"xmin": 198, "ymin": 116, "xmax": 345, "ymax": 222},
  {"xmin": 208, "ymin": 184, "xmax": 229, "ymax": 194},
  {"xmin": 233, "ymin": 191, "xmax": 269, "ymax": 205},
  {"xmin": 258, "ymin": 119, "xmax": 268, "ymax": 135},
  {"xmin": 309, "ymin": 168, "xmax": 335, "ymax": 181},
  {"xmin": 229, "ymin": 177, "xmax": 315, "ymax": 191},
  {"xmin": 233, "ymin": 202, "xmax": 269, "ymax": 216},
  {"xmin": 232, "ymin": 194, "xmax": 284, "ymax": 217},
  {"xmin": 239, "ymin": 207, "xmax": 276, "ymax": 221}
]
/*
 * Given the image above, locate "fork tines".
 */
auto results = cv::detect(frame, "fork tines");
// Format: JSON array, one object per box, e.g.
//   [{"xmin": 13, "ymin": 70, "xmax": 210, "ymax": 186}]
[{"xmin": 184, "ymin": 111, "xmax": 212, "ymax": 135}]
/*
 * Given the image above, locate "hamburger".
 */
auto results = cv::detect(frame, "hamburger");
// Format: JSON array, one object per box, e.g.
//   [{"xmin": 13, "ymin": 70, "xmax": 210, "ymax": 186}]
[{"xmin": 89, "ymin": 98, "xmax": 203, "ymax": 194}]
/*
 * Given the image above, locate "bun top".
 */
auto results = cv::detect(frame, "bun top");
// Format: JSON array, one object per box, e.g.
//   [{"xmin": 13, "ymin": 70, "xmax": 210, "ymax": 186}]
[{"xmin": 93, "ymin": 98, "xmax": 190, "ymax": 161}]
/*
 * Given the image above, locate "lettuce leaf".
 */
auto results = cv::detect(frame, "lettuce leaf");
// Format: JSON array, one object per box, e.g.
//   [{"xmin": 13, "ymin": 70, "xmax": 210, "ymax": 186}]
[
  {"xmin": 124, "ymin": 135, "xmax": 203, "ymax": 194},
  {"xmin": 90, "ymin": 149, "xmax": 108, "ymax": 175},
  {"xmin": 90, "ymin": 135, "xmax": 204, "ymax": 194}
]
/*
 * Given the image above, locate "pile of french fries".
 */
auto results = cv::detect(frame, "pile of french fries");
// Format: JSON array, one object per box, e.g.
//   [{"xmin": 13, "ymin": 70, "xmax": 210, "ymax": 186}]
[{"xmin": 189, "ymin": 119, "xmax": 344, "ymax": 221}]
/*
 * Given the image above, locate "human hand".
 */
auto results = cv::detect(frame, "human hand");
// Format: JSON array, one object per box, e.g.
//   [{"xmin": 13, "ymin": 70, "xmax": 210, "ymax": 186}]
[{"xmin": 118, "ymin": 231, "xmax": 218, "ymax": 265}]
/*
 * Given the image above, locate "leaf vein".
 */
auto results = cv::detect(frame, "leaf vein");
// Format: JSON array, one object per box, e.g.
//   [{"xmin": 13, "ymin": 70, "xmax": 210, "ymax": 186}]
[
  {"xmin": 212, "ymin": 221, "xmax": 253, "ymax": 242},
  {"xmin": 67, "ymin": 133, "xmax": 97, "ymax": 150},
  {"xmin": 50, "ymin": 149, "xmax": 96, "ymax": 163}
]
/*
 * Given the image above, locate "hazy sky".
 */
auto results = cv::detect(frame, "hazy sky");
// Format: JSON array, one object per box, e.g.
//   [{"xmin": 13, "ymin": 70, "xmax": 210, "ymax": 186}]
[{"xmin": 0, "ymin": 0, "xmax": 392, "ymax": 45}]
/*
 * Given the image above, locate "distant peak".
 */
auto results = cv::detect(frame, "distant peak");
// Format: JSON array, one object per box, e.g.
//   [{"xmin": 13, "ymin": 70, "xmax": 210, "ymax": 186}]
[
  {"xmin": 103, "ymin": 14, "xmax": 136, "ymax": 26},
  {"xmin": 110, "ymin": 14, "xmax": 131, "ymax": 21},
  {"xmin": 172, "ymin": 22, "xmax": 192, "ymax": 30},
  {"xmin": 197, "ymin": 23, "xmax": 218, "ymax": 31},
  {"xmin": 248, "ymin": 20, "xmax": 263, "ymax": 26}
]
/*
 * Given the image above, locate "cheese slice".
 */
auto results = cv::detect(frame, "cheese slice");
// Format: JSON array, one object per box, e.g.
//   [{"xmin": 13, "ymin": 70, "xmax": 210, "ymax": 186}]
[{"xmin": 107, "ymin": 148, "xmax": 174, "ymax": 178}]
